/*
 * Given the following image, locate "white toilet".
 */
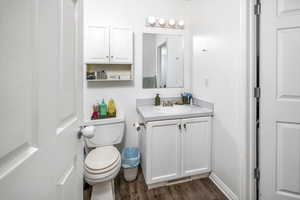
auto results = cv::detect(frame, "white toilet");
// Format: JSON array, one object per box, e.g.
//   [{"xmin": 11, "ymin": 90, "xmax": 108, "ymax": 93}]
[{"xmin": 84, "ymin": 115, "xmax": 125, "ymax": 200}]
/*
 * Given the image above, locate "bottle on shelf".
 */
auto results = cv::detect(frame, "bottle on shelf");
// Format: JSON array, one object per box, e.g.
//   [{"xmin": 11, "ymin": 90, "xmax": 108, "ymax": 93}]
[
  {"xmin": 108, "ymin": 99, "xmax": 117, "ymax": 117},
  {"xmin": 100, "ymin": 99, "xmax": 108, "ymax": 118}
]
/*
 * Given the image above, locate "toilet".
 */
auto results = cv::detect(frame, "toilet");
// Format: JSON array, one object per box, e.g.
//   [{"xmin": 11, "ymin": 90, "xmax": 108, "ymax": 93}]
[{"xmin": 84, "ymin": 115, "xmax": 125, "ymax": 200}]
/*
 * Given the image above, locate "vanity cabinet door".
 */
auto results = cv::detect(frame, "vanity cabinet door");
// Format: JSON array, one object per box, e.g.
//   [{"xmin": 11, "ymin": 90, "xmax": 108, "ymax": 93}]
[
  {"xmin": 110, "ymin": 26, "xmax": 133, "ymax": 64},
  {"xmin": 146, "ymin": 120, "xmax": 181, "ymax": 184},
  {"xmin": 85, "ymin": 25, "xmax": 110, "ymax": 64},
  {"xmin": 182, "ymin": 117, "xmax": 211, "ymax": 177}
]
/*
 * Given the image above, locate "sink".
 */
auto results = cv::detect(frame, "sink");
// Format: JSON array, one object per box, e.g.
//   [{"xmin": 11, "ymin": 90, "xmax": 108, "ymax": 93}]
[
  {"xmin": 153, "ymin": 105, "xmax": 193, "ymax": 114},
  {"xmin": 136, "ymin": 98, "xmax": 214, "ymax": 122}
]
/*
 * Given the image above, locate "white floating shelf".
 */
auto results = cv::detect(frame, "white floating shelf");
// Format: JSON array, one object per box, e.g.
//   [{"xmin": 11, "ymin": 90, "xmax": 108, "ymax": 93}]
[{"xmin": 87, "ymin": 78, "xmax": 132, "ymax": 82}]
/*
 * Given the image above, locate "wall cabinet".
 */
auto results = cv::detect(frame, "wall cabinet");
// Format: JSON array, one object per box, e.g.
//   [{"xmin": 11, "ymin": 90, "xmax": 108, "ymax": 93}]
[
  {"xmin": 140, "ymin": 117, "xmax": 212, "ymax": 186},
  {"xmin": 85, "ymin": 26, "xmax": 133, "ymax": 64}
]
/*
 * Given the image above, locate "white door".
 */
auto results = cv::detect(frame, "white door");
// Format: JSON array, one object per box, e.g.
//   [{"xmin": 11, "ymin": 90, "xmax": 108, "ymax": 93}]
[
  {"xmin": 85, "ymin": 25, "xmax": 110, "ymax": 64},
  {"xmin": 147, "ymin": 120, "xmax": 181, "ymax": 184},
  {"xmin": 0, "ymin": 0, "xmax": 83, "ymax": 200},
  {"xmin": 182, "ymin": 117, "xmax": 211, "ymax": 177},
  {"xmin": 110, "ymin": 27, "xmax": 133, "ymax": 64},
  {"xmin": 260, "ymin": 0, "xmax": 300, "ymax": 199}
]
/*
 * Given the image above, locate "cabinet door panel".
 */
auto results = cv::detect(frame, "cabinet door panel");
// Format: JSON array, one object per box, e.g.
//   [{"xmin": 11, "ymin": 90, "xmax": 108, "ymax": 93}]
[
  {"xmin": 182, "ymin": 117, "xmax": 211, "ymax": 176},
  {"xmin": 110, "ymin": 27, "xmax": 133, "ymax": 64},
  {"xmin": 85, "ymin": 25, "xmax": 109, "ymax": 63},
  {"xmin": 147, "ymin": 120, "xmax": 181, "ymax": 184}
]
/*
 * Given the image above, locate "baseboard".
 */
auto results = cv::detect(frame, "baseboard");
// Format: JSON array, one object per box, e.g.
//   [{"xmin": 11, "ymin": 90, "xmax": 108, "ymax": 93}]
[
  {"xmin": 147, "ymin": 173, "xmax": 210, "ymax": 189},
  {"xmin": 209, "ymin": 172, "xmax": 239, "ymax": 200}
]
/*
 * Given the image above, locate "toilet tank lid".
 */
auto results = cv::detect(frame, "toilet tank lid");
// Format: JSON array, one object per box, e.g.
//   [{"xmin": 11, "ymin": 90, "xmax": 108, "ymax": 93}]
[{"xmin": 84, "ymin": 113, "xmax": 125, "ymax": 126}]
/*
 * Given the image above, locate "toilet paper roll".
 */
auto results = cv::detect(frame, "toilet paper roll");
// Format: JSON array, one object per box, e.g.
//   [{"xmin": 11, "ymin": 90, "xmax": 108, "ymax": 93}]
[{"xmin": 81, "ymin": 126, "xmax": 95, "ymax": 139}]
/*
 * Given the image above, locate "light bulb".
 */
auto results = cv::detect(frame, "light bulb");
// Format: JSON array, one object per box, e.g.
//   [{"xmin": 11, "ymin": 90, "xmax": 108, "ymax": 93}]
[
  {"xmin": 158, "ymin": 18, "xmax": 166, "ymax": 26},
  {"xmin": 147, "ymin": 16, "xmax": 156, "ymax": 26},
  {"xmin": 178, "ymin": 20, "xmax": 185, "ymax": 28},
  {"xmin": 168, "ymin": 19, "xmax": 176, "ymax": 27}
]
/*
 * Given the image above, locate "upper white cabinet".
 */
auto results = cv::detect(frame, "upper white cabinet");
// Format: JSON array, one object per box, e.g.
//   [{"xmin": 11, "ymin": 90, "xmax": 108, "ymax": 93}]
[
  {"xmin": 85, "ymin": 26, "xmax": 110, "ymax": 64},
  {"xmin": 85, "ymin": 26, "xmax": 133, "ymax": 64},
  {"xmin": 110, "ymin": 27, "xmax": 133, "ymax": 64}
]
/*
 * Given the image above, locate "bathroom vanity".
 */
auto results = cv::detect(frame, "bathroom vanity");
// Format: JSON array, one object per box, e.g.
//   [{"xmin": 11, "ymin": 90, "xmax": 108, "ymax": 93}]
[{"xmin": 136, "ymin": 98, "xmax": 213, "ymax": 188}]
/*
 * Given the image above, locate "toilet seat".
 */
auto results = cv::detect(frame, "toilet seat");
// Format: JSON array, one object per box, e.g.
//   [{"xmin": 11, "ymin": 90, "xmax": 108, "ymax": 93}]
[
  {"xmin": 85, "ymin": 146, "xmax": 119, "ymax": 171},
  {"xmin": 84, "ymin": 159, "xmax": 121, "ymax": 185},
  {"xmin": 84, "ymin": 146, "xmax": 121, "ymax": 185}
]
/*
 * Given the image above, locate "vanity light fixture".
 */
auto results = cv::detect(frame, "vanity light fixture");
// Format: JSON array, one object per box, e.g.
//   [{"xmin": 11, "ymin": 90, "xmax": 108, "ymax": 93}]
[
  {"xmin": 146, "ymin": 17, "xmax": 185, "ymax": 29},
  {"xmin": 147, "ymin": 16, "xmax": 156, "ymax": 26},
  {"xmin": 177, "ymin": 20, "xmax": 185, "ymax": 28}
]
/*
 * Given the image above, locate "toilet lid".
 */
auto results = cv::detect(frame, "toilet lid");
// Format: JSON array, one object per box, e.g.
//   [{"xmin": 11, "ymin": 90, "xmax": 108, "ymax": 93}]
[{"xmin": 85, "ymin": 146, "xmax": 119, "ymax": 170}]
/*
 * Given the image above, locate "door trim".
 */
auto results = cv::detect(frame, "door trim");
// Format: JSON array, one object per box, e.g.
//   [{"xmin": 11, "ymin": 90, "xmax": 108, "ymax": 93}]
[{"xmin": 248, "ymin": 0, "xmax": 260, "ymax": 200}]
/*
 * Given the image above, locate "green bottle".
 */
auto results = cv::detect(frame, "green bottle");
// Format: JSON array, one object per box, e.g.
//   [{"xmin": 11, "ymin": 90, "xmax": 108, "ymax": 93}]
[
  {"xmin": 100, "ymin": 99, "xmax": 108, "ymax": 118},
  {"xmin": 155, "ymin": 94, "xmax": 160, "ymax": 106}
]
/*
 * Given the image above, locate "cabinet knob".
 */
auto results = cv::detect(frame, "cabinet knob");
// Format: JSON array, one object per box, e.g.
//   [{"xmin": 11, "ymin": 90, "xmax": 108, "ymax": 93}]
[
  {"xmin": 178, "ymin": 124, "xmax": 182, "ymax": 130},
  {"xmin": 111, "ymin": 56, "xmax": 114, "ymax": 58},
  {"xmin": 106, "ymin": 56, "xmax": 109, "ymax": 58},
  {"xmin": 183, "ymin": 124, "xmax": 187, "ymax": 129}
]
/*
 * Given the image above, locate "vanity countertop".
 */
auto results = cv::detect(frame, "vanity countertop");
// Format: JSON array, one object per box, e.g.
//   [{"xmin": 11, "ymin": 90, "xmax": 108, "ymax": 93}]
[{"xmin": 137, "ymin": 104, "xmax": 213, "ymax": 122}]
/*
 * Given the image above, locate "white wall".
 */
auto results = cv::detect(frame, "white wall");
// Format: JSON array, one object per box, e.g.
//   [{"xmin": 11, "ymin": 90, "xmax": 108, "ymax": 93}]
[
  {"xmin": 189, "ymin": 0, "xmax": 248, "ymax": 199},
  {"xmin": 84, "ymin": 0, "xmax": 192, "ymax": 147}
]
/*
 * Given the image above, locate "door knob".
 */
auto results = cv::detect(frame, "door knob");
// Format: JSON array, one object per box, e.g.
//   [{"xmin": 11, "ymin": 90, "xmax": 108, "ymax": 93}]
[{"xmin": 77, "ymin": 126, "xmax": 95, "ymax": 139}]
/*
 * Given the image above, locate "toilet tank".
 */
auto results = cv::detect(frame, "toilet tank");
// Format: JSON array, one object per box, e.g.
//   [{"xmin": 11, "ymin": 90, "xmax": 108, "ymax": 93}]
[{"xmin": 84, "ymin": 114, "xmax": 125, "ymax": 148}]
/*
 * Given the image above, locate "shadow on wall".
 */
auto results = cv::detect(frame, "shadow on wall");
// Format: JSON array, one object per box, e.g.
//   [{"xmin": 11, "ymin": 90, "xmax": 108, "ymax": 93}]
[{"xmin": 211, "ymin": 114, "xmax": 240, "ymax": 198}]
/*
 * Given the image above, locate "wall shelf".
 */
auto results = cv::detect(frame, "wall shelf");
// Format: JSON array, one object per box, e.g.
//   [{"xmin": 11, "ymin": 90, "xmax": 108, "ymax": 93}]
[
  {"xmin": 87, "ymin": 78, "xmax": 132, "ymax": 82},
  {"xmin": 86, "ymin": 64, "xmax": 133, "ymax": 82}
]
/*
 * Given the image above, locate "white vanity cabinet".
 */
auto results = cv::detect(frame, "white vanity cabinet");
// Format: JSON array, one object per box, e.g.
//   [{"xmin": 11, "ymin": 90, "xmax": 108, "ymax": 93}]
[
  {"xmin": 85, "ymin": 26, "xmax": 133, "ymax": 64},
  {"xmin": 182, "ymin": 117, "xmax": 211, "ymax": 177},
  {"xmin": 141, "ymin": 117, "xmax": 212, "ymax": 186}
]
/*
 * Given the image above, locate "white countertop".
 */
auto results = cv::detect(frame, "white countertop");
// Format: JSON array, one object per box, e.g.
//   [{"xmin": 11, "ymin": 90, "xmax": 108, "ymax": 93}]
[{"xmin": 137, "ymin": 104, "xmax": 213, "ymax": 122}]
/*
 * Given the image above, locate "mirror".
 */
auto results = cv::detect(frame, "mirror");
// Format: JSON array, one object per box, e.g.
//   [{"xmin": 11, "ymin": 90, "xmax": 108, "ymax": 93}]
[{"xmin": 143, "ymin": 33, "xmax": 184, "ymax": 89}]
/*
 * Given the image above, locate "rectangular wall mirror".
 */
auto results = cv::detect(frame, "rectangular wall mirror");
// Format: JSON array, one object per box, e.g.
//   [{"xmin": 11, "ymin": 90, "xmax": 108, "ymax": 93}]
[{"xmin": 143, "ymin": 33, "xmax": 184, "ymax": 89}]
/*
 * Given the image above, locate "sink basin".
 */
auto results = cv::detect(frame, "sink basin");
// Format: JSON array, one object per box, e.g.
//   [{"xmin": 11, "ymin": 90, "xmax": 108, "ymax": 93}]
[{"xmin": 153, "ymin": 105, "xmax": 193, "ymax": 114}]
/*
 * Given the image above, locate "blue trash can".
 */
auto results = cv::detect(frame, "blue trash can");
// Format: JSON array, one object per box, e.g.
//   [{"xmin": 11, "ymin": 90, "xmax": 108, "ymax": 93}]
[{"xmin": 122, "ymin": 147, "xmax": 140, "ymax": 181}]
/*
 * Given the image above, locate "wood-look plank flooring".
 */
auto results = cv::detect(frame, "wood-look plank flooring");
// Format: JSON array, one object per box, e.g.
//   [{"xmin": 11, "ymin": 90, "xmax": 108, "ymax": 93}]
[
  {"xmin": 84, "ymin": 169, "xmax": 228, "ymax": 200},
  {"xmin": 115, "ymin": 170, "xmax": 227, "ymax": 200}
]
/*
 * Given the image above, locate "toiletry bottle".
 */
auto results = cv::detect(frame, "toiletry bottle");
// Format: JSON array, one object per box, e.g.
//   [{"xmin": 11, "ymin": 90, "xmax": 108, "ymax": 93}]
[
  {"xmin": 155, "ymin": 94, "xmax": 160, "ymax": 106},
  {"xmin": 108, "ymin": 99, "xmax": 117, "ymax": 117},
  {"xmin": 91, "ymin": 104, "xmax": 99, "ymax": 120},
  {"xmin": 100, "ymin": 99, "xmax": 108, "ymax": 118},
  {"xmin": 97, "ymin": 102, "xmax": 101, "ymax": 119},
  {"xmin": 101, "ymin": 70, "xmax": 107, "ymax": 79}
]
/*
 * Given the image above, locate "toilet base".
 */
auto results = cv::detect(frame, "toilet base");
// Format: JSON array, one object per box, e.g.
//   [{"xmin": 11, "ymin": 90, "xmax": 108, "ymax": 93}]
[{"xmin": 91, "ymin": 180, "xmax": 115, "ymax": 200}]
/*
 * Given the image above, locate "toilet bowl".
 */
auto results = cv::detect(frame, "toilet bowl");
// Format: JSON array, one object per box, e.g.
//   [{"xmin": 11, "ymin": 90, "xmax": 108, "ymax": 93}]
[{"xmin": 84, "ymin": 115, "xmax": 125, "ymax": 200}]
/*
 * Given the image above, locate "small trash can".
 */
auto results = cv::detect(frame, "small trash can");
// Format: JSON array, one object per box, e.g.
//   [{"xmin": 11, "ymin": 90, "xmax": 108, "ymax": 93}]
[{"xmin": 121, "ymin": 147, "xmax": 140, "ymax": 182}]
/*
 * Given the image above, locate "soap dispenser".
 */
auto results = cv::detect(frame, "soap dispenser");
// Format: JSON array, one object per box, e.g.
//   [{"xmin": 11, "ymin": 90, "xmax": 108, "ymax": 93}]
[{"xmin": 155, "ymin": 94, "xmax": 161, "ymax": 106}]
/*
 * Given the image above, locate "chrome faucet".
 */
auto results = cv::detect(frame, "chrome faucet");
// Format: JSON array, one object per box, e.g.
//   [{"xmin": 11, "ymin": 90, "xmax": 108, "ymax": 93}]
[{"xmin": 162, "ymin": 100, "xmax": 174, "ymax": 107}]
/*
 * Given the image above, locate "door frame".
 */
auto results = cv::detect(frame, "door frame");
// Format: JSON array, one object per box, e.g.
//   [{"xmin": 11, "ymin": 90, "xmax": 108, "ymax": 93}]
[{"xmin": 248, "ymin": 0, "xmax": 261, "ymax": 200}]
